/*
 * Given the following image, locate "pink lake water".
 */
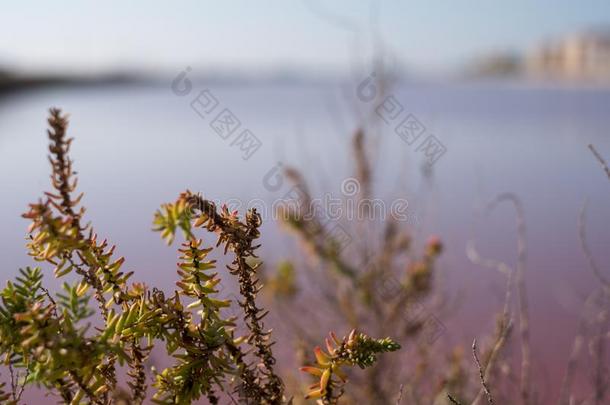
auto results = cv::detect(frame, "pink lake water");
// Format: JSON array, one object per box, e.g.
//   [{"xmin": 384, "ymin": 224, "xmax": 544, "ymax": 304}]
[{"xmin": 1, "ymin": 80, "xmax": 609, "ymax": 403}]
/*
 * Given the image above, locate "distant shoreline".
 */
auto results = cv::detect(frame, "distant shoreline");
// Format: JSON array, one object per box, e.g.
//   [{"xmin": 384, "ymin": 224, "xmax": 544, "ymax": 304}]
[
  {"xmin": 0, "ymin": 72, "xmax": 151, "ymax": 96},
  {"xmin": 2, "ymin": 71, "xmax": 609, "ymax": 97}
]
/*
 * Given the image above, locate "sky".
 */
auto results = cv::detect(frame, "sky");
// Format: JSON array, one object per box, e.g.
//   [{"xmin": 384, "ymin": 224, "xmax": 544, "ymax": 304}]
[{"xmin": 1, "ymin": 0, "xmax": 610, "ymax": 76}]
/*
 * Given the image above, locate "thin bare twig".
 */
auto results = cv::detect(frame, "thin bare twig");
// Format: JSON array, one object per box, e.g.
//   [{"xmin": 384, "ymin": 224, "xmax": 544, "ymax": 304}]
[
  {"xmin": 593, "ymin": 302, "xmax": 608, "ymax": 405},
  {"xmin": 468, "ymin": 193, "xmax": 530, "ymax": 404},
  {"xmin": 8, "ymin": 362, "xmax": 16, "ymax": 401},
  {"xmin": 473, "ymin": 339, "xmax": 495, "ymax": 405},
  {"xmin": 588, "ymin": 144, "xmax": 610, "ymax": 181},
  {"xmin": 449, "ymin": 393, "xmax": 464, "ymax": 405},
  {"xmin": 559, "ymin": 163, "xmax": 610, "ymax": 404},
  {"xmin": 468, "ymin": 196, "xmax": 517, "ymax": 405},
  {"xmin": 16, "ymin": 370, "xmax": 28, "ymax": 403},
  {"xmin": 395, "ymin": 383, "xmax": 404, "ymax": 405},
  {"xmin": 493, "ymin": 193, "xmax": 531, "ymax": 405},
  {"xmin": 557, "ymin": 292, "xmax": 589, "ymax": 405},
  {"xmin": 578, "ymin": 201, "xmax": 610, "ymax": 288},
  {"xmin": 471, "ymin": 320, "xmax": 513, "ymax": 405}
]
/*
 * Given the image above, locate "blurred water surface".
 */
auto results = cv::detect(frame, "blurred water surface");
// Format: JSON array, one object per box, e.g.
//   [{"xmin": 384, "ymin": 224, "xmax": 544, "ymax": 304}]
[{"xmin": 1, "ymin": 81, "xmax": 609, "ymax": 399}]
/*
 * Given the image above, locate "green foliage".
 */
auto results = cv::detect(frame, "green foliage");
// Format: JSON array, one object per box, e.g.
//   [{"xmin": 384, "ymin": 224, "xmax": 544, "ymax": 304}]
[
  {"xmin": 266, "ymin": 261, "xmax": 298, "ymax": 299},
  {"xmin": 0, "ymin": 109, "xmax": 400, "ymax": 404},
  {"xmin": 57, "ymin": 282, "xmax": 95, "ymax": 322},
  {"xmin": 300, "ymin": 330, "xmax": 400, "ymax": 404},
  {"xmin": 340, "ymin": 333, "xmax": 401, "ymax": 369},
  {"xmin": 153, "ymin": 198, "xmax": 195, "ymax": 245},
  {"xmin": 149, "ymin": 240, "xmax": 239, "ymax": 404},
  {"xmin": 0, "ymin": 267, "xmax": 45, "ymax": 361},
  {"xmin": 0, "ymin": 266, "xmax": 124, "ymax": 400}
]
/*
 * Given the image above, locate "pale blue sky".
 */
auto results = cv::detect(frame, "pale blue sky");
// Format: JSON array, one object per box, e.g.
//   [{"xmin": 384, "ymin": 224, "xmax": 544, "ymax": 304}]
[{"xmin": 1, "ymin": 0, "xmax": 610, "ymax": 76}]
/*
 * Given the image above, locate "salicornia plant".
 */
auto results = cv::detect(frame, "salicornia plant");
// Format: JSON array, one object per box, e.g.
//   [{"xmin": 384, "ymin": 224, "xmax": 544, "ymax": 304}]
[
  {"xmin": 300, "ymin": 330, "xmax": 400, "ymax": 403},
  {"xmin": 0, "ymin": 108, "xmax": 399, "ymax": 404}
]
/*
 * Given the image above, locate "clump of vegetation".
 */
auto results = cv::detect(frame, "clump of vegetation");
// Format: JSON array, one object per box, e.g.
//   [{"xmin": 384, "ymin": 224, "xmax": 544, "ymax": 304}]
[
  {"xmin": 257, "ymin": 66, "xmax": 610, "ymax": 404},
  {"xmin": 2, "ymin": 106, "xmax": 608, "ymax": 405},
  {"xmin": 300, "ymin": 330, "xmax": 399, "ymax": 403},
  {"xmin": 259, "ymin": 107, "xmax": 448, "ymax": 402},
  {"xmin": 0, "ymin": 109, "xmax": 399, "ymax": 404}
]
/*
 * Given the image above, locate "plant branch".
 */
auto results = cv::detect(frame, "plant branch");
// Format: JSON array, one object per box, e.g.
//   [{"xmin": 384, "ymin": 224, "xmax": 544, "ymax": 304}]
[
  {"xmin": 588, "ymin": 144, "xmax": 610, "ymax": 181},
  {"xmin": 473, "ymin": 339, "xmax": 494, "ymax": 405}
]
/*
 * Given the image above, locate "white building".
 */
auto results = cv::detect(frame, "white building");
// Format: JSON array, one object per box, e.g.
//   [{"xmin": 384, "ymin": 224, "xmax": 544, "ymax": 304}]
[{"xmin": 527, "ymin": 31, "xmax": 610, "ymax": 82}]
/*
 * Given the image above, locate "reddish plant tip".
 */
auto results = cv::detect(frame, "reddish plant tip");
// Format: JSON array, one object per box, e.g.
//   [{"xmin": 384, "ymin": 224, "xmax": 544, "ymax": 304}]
[{"xmin": 426, "ymin": 235, "xmax": 443, "ymax": 257}]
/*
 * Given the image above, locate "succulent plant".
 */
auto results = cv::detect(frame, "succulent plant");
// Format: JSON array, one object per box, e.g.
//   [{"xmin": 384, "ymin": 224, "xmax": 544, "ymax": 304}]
[{"xmin": 0, "ymin": 109, "xmax": 401, "ymax": 404}]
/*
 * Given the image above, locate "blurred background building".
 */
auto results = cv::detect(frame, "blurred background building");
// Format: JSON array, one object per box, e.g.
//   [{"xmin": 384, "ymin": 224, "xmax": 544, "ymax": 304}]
[{"xmin": 527, "ymin": 29, "xmax": 610, "ymax": 82}]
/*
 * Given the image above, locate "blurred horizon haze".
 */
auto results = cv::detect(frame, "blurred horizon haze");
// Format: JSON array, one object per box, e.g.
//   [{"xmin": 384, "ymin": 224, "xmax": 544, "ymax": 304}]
[{"xmin": 2, "ymin": 1, "xmax": 610, "ymax": 81}]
